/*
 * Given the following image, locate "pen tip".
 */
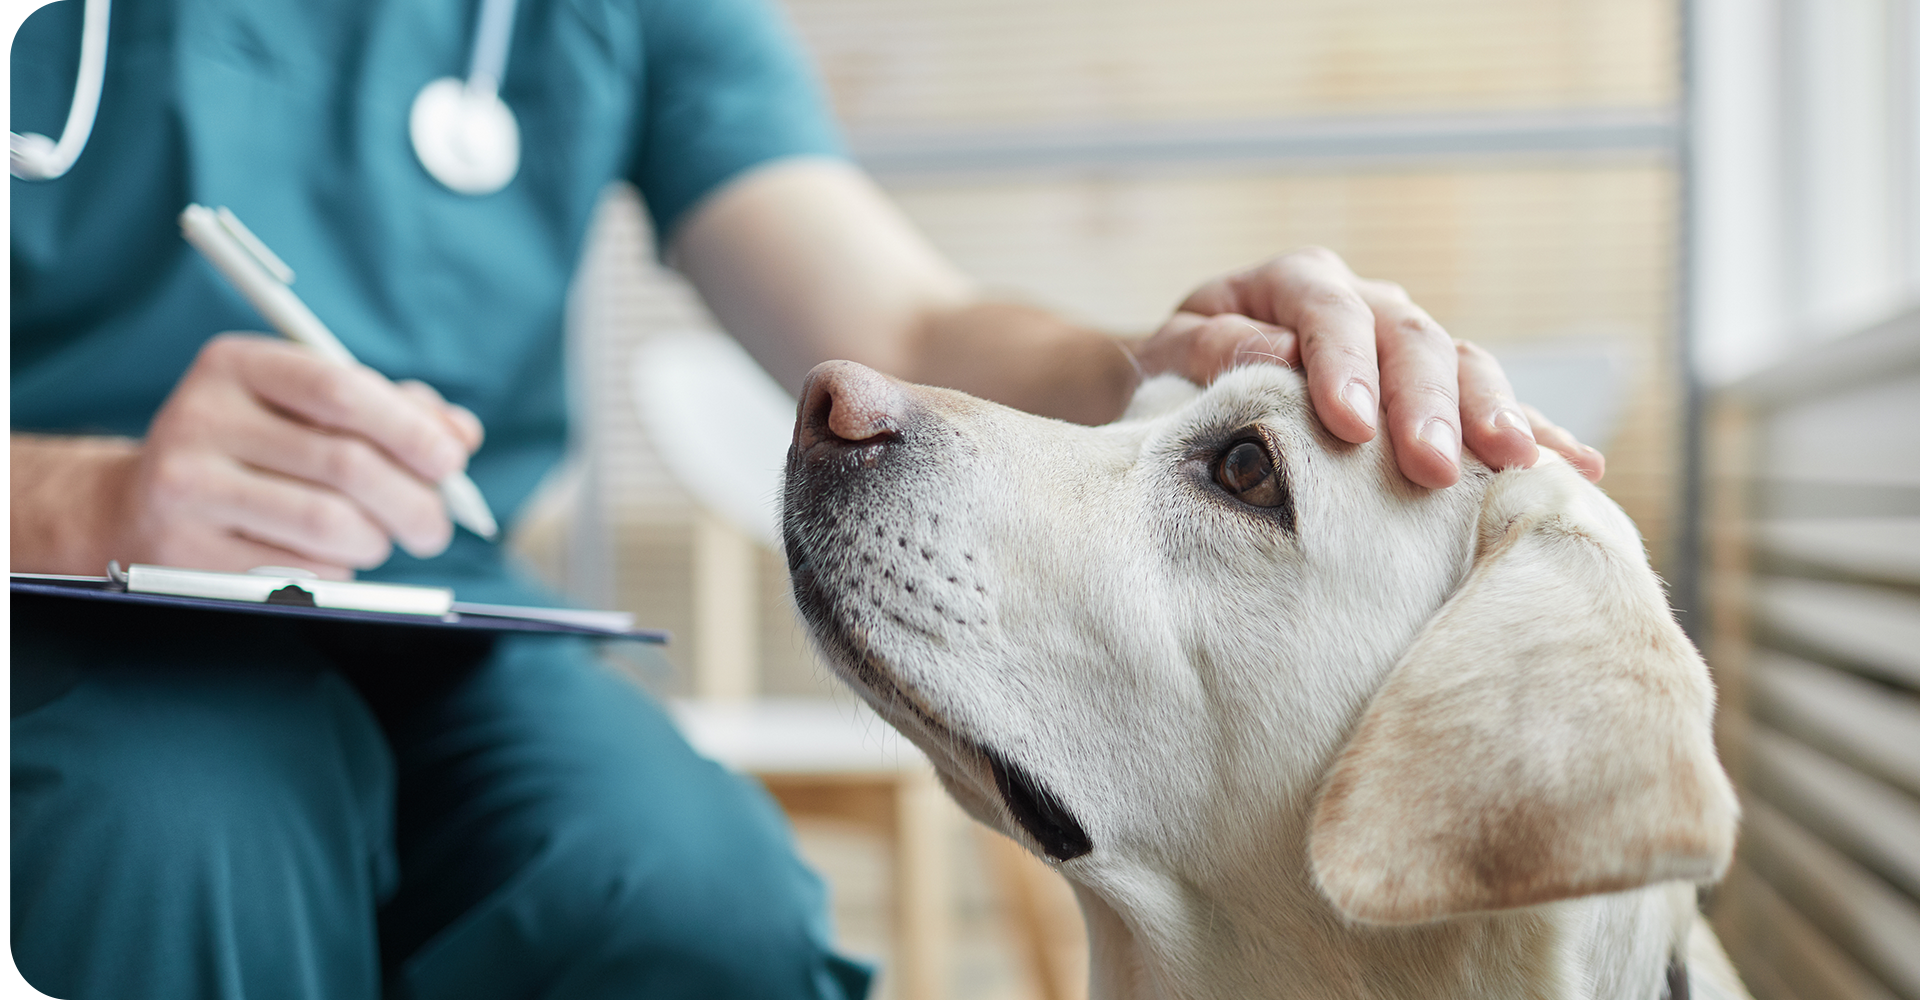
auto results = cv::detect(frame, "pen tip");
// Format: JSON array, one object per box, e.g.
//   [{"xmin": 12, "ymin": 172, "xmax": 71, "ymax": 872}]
[
  {"xmin": 464, "ymin": 510, "xmax": 500, "ymax": 541},
  {"xmin": 438, "ymin": 473, "xmax": 499, "ymax": 542}
]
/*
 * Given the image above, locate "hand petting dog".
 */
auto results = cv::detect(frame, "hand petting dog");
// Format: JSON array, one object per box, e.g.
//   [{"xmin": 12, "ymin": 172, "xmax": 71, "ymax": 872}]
[{"xmin": 1140, "ymin": 246, "xmax": 1606, "ymax": 488}]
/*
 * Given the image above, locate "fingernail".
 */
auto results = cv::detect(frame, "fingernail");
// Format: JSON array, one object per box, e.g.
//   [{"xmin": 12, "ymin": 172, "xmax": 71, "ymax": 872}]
[
  {"xmin": 401, "ymin": 524, "xmax": 454, "ymax": 560},
  {"xmin": 1493, "ymin": 407, "xmax": 1534, "ymax": 440},
  {"xmin": 1418, "ymin": 419, "xmax": 1460, "ymax": 466},
  {"xmin": 402, "ymin": 539, "xmax": 449, "ymax": 561},
  {"xmin": 1342, "ymin": 381, "xmax": 1378, "ymax": 430}
]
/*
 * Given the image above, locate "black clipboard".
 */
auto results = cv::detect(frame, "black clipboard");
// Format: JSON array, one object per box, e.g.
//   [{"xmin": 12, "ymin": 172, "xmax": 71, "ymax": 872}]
[{"xmin": 10, "ymin": 573, "xmax": 669, "ymax": 643}]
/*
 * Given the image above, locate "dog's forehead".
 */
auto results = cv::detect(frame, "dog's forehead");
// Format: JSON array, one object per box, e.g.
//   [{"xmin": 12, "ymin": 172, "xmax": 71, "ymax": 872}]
[{"xmin": 1124, "ymin": 366, "xmax": 1316, "ymax": 445}]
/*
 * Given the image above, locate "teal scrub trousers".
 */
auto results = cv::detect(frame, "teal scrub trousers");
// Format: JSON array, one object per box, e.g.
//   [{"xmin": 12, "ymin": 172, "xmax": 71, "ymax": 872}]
[{"xmin": 11, "ymin": 597, "xmax": 873, "ymax": 999}]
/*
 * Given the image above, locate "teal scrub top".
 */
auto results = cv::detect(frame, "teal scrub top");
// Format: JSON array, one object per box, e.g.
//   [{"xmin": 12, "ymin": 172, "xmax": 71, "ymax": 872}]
[{"xmin": 11, "ymin": 0, "xmax": 843, "ymax": 601}]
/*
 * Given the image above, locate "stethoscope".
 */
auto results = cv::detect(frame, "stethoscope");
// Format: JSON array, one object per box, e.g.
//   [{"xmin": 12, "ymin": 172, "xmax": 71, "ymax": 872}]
[{"xmin": 11, "ymin": 0, "xmax": 523, "ymax": 195}]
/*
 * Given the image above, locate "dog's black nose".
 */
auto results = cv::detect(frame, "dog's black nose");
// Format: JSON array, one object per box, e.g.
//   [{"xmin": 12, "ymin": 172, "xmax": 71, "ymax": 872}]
[{"xmin": 796, "ymin": 361, "xmax": 907, "ymax": 457}]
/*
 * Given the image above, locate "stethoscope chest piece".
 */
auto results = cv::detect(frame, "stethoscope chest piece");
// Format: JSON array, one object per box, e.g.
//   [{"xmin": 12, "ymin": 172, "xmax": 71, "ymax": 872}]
[{"xmin": 409, "ymin": 77, "xmax": 519, "ymax": 196}]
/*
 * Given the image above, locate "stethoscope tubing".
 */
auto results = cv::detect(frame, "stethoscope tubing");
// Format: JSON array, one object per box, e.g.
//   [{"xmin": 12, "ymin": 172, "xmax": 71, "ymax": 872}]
[
  {"xmin": 467, "ymin": 0, "xmax": 517, "ymax": 95},
  {"xmin": 10, "ymin": 0, "xmax": 111, "ymax": 180},
  {"xmin": 10, "ymin": 0, "xmax": 521, "ymax": 192}
]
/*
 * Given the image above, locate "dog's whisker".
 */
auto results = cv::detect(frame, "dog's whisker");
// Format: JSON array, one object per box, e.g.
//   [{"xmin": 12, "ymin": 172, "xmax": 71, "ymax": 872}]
[
  {"xmin": 1236, "ymin": 350, "xmax": 1295, "ymax": 369},
  {"xmin": 1116, "ymin": 338, "xmax": 1148, "ymax": 385}
]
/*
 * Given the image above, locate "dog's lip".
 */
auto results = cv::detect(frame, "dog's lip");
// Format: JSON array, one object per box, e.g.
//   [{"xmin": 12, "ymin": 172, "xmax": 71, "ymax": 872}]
[
  {"xmin": 818, "ymin": 637, "xmax": 1095, "ymax": 864},
  {"xmin": 784, "ymin": 494, "xmax": 1091, "ymax": 863},
  {"xmin": 801, "ymin": 598, "xmax": 1094, "ymax": 864},
  {"xmin": 847, "ymin": 655, "xmax": 1093, "ymax": 863},
  {"xmin": 985, "ymin": 745, "xmax": 1094, "ymax": 862},
  {"xmin": 845, "ymin": 651, "xmax": 962, "ymax": 753}
]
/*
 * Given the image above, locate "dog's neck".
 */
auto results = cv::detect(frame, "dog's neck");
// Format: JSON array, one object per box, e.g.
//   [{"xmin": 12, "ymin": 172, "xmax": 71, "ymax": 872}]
[{"xmin": 1068, "ymin": 827, "xmax": 1693, "ymax": 1000}]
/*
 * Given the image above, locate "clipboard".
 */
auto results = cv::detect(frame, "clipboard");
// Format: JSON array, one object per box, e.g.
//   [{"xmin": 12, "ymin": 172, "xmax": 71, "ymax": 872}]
[{"xmin": 10, "ymin": 565, "xmax": 669, "ymax": 643}]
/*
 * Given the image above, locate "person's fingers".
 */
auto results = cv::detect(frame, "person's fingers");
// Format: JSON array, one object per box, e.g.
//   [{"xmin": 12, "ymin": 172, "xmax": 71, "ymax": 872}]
[
  {"xmin": 146, "ymin": 526, "xmax": 356, "ymax": 581},
  {"xmin": 222, "ymin": 402, "xmax": 453, "ymax": 558},
  {"xmin": 1357, "ymin": 279, "xmax": 1460, "ymax": 487},
  {"xmin": 397, "ymin": 379, "xmax": 485, "ymax": 452},
  {"xmin": 206, "ymin": 335, "xmax": 468, "ymax": 483},
  {"xmin": 1519, "ymin": 403, "xmax": 1606, "ymax": 482},
  {"xmin": 1173, "ymin": 251, "xmax": 1599, "ymax": 489},
  {"xmin": 1174, "ymin": 276, "xmax": 1241, "ymax": 317},
  {"xmin": 1136, "ymin": 312, "xmax": 1208, "ymax": 378},
  {"xmin": 1252, "ymin": 250, "xmax": 1380, "ymax": 444},
  {"xmin": 1174, "ymin": 249, "xmax": 1378, "ymax": 441},
  {"xmin": 1140, "ymin": 312, "xmax": 1297, "ymax": 383},
  {"xmin": 139, "ymin": 446, "xmax": 393, "ymax": 568},
  {"xmin": 212, "ymin": 465, "xmax": 395, "ymax": 569},
  {"xmin": 1454, "ymin": 339, "xmax": 1539, "ymax": 472},
  {"xmin": 1226, "ymin": 321, "xmax": 1299, "ymax": 371}
]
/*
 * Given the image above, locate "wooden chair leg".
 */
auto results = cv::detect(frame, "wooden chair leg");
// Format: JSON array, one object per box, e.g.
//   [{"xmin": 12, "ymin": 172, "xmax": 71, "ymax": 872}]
[
  {"xmin": 893, "ymin": 766, "xmax": 949, "ymax": 1000},
  {"xmin": 978, "ymin": 827, "xmax": 1088, "ymax": 1000}
]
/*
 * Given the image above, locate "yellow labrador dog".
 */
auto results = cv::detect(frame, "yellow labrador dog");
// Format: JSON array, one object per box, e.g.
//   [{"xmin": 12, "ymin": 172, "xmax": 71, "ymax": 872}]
[{"xmin": 781, "ymin": 360, "xmax": 1748, "ymax": 1000}]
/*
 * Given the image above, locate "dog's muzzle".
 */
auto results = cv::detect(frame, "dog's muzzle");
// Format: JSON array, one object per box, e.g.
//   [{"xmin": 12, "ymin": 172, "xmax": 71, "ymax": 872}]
[{"xmin": 782, "ymin": 361, "xmax": 1095, "ymax": 864}]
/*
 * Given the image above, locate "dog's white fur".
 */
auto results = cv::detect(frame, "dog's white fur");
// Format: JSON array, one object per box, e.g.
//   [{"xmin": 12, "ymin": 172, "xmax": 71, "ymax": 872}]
[{"xmin": 782, "ymin": 364, "xmax": 1744, "ymax": 1000}]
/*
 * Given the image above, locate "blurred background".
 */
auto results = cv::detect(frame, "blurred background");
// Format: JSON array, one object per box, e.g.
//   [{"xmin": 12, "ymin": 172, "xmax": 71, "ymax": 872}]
[{"xmin": 509, "ymin": 1, "xmax": 1920, "ymax": 998}]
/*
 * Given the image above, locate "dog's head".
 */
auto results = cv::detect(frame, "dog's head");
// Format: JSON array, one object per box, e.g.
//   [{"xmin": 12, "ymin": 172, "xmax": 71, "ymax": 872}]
[{"xmin": 781, "ymin": 360, "xmax": 1736, "ymax": 927}]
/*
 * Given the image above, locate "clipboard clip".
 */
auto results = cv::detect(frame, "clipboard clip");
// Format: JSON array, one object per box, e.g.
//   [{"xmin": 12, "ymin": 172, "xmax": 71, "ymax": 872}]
[
  {"xmin": 264, "ymin": 584, "xmax": 318, "ymax": 607},
  {"xmin": 108, "ymin": 559, "xmax": 315, "ymax": 597}
]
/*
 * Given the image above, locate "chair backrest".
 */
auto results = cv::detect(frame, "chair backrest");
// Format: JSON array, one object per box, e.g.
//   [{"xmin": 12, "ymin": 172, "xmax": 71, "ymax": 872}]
[{"xmin": 632, "ymin": 329, "xmax": 800, "ymax": 701}]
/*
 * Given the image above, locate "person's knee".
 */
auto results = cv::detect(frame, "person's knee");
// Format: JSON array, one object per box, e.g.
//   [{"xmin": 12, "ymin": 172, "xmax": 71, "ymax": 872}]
[
  {"xmin": 12, "ymin": 662, "xmax": 396, "ymax": 999},
  {"xmin": 383, "ymin": 647, "xmax": 867, "ymax": 999},
  {"xmin": 428, "ymin": 764, "xmax": 861, "ymax": 999},
  {"xmin": 549, "ymin": 780, "xmax": 865, "ymax": 998},
  {"xmin": 14, "ymin": 667, "xmax": 397, "ymax": 894}
]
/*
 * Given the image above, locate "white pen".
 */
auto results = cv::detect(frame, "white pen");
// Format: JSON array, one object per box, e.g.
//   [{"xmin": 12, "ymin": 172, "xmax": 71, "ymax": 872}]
[{"xmin": 179, "ymin": 203, "xmax": 499, "ymax": 541}]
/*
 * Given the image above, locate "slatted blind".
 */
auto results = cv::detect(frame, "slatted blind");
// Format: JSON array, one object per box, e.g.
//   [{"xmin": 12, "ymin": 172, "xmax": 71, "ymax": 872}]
[
  {"xmin": 1707, "ymin": 308, "xmax": 1920, "ymax": 1000},
  {"xmin": 790, "ymin": 0, "xmax": 1673, "ymax": 126}
]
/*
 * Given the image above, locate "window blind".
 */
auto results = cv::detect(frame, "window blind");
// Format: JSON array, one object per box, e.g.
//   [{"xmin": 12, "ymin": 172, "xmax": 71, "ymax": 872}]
[{"xmin": 1707, "ymin": 308, "xmax": 1920, "ymax": 1000}]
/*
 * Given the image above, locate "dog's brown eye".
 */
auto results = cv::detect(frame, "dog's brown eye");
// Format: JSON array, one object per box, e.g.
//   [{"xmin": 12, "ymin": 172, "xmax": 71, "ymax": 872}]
[{"xmin": 1214, "ymin": 439, "xmax": 1285, "ymax": 507}]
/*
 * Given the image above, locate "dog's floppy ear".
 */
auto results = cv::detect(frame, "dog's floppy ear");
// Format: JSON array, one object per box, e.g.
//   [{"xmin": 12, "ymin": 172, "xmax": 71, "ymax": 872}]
[{"xmin": 1308, "ymin": 458, "xmax": 1738, "ymax": 925}]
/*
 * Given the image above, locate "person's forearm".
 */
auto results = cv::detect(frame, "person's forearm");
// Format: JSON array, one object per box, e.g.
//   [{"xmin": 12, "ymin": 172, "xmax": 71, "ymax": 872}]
[
  {"xmin": 900, "ymin": 302, "xmax": 1141, "ymax": 425},
  {"xmin": 669, "ymin": 162, "xmax": 1141, "ymax": 424},
  {"xmin": 11, "ymin": 434, "xmax": 137, "ymax": 574}
]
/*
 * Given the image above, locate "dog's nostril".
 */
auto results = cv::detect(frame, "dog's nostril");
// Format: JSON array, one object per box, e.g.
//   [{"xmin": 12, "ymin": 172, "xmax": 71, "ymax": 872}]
[{"xmin": 797, "ymin": 361, "xmax": 908, "ymax": 454}]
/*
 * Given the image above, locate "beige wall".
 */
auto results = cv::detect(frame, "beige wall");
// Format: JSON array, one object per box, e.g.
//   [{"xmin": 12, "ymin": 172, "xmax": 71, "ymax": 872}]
[{"xmin": 791, "ymin": 0, "xmax": 1674, "ymax": 125}]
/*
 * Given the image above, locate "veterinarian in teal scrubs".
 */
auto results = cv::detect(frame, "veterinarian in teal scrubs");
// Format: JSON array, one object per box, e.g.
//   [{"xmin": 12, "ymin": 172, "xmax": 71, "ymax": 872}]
[
  {"xmin": 11, "ymin": 0, "xmax": 869, "ymax": 997},
  {"xmin": 11, "ymin": 0, "xmax": 1589, "ymax": 995}
]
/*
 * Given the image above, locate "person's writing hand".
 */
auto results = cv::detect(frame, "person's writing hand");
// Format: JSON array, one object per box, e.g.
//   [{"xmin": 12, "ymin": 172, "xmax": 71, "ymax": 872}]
[
  {"xmin": 35, "ymin": 333, "xmax": 484, "ymax": 579},
  {"xmin": 1134, "ymin": 247, "xmax": 1604, "ymax": 486}
]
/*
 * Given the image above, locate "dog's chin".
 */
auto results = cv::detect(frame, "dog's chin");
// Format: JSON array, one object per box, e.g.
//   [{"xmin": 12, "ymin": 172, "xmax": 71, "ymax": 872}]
[{"xmin": 788, "ymin": 530, "xmax": 1093, "ymax": 863}]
